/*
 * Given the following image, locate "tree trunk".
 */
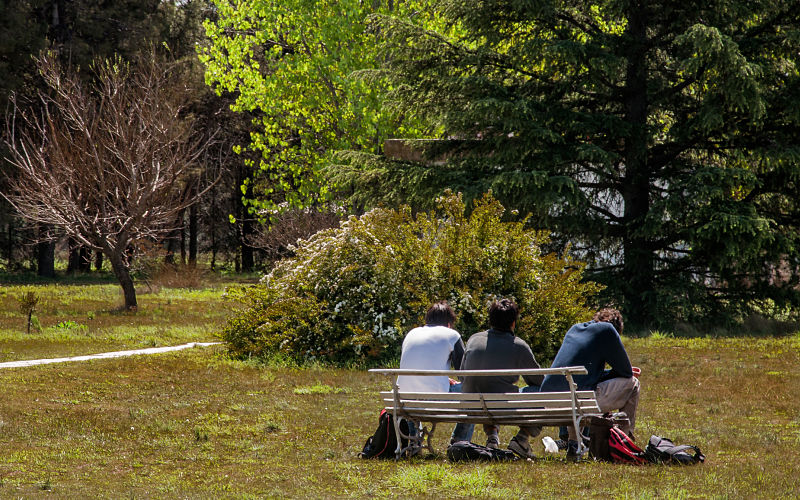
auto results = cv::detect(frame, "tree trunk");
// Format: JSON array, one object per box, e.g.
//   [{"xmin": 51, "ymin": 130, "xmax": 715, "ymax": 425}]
[
  {"xmin": 164, "ymin": 227, "xmax": 179, "ymax": 265},
  {"xmin": 67, "ymin": 238, "xmax": 80, "ymax": 273},
  {"xmin": 94, "ymin": 250, "xmax": 103, "ymax": 271},
  {"xmin": 107, "ymin": 249, "xmax": 137, "ymax": 310},
  {"xmin": 621, "ymin": 2, "xmax": 654, "ymax": 331},
  {"xmin": 5, "ymin": 221, "xmax": 13, "ymax": 269},
  {"xmin": 180, "ymin": 221, "xmax": 186, "ymax": 265},
  {"xmin": 241, "ymin": 216, "xmax": 254, "ymax": 272},
  {"xmin": 79, "ymin": 246, "xmax": 90, "ymax": 272},
  {"xmin": 36, "ymin": 229, "xmax": 55, "ymax": 278},
  {"xmin": 188, "ymin": 201, "xmax": 198, "ymax": 267}
]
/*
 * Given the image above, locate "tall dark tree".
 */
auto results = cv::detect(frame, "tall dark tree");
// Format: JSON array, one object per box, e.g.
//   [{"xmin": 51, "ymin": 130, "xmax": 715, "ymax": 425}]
[{"xmin": 330, "ymin": 0, "xmax": 800, "ymax": 329}]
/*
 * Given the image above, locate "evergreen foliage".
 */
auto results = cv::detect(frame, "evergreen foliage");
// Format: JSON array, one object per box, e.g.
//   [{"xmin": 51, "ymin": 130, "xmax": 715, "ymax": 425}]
[
  {"xmin": 329, "ymin": 0, "xmax": 800, "ymax": 329},
  {"xmin": 221, "ymin": 191, "xmax": 600, "ymax": 364}
]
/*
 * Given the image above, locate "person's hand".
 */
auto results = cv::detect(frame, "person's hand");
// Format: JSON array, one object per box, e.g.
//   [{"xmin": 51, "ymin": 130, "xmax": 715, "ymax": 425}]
[{"xmin": 449, "ymin": 378, "xmax": 458, "ymax": 385}]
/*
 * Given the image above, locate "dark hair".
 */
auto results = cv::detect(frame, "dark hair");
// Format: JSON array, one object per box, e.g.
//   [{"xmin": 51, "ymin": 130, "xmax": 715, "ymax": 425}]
[
  {"xmin": 593, "ymin": 308, "xmax": 624, "ymax": 335},
  {"xmin": 425, "ymin": 301, "xmax": 456, "ymax": 327},
  {"xmin": 488, "ymin": 298, "xmax": 519, "ymax": 331}
]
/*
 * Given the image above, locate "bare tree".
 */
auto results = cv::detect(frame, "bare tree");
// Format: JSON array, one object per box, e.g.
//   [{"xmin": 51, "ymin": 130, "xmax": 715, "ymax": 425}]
[{"xmin": 2, "ymin": 50, "xmax": 215, "ymax": 310}]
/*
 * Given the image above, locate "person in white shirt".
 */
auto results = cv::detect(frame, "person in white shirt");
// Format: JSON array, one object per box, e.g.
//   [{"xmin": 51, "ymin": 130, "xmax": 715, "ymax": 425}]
[{"xmin": 396, "ymin": 301, "xmax": 473, "ymax": 442}]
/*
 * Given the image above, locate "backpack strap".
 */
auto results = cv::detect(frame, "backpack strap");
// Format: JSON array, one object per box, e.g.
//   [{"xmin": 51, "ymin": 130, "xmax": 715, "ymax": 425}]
[{"xmin": 661, "ymin": 444, "xmax": 695, "ymax": 456}]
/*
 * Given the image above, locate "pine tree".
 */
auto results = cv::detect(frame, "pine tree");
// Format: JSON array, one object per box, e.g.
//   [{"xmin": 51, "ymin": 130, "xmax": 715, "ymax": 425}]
[{"xmin": 330, "ymin": 0, "xmax": 800, "ymax": 329}]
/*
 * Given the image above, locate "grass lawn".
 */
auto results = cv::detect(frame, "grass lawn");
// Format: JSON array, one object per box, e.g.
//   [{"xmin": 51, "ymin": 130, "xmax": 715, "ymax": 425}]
[
  {"xmin": 0, "ymin": 280, "xmax": 233, "ymax": 361},
  {"xmin": 1, "ymin": 283, "xmax": 798, "ymax": 498}
]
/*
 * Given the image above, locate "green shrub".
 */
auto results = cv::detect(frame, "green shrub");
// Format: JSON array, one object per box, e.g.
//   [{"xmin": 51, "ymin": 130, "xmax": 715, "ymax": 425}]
[{"xmin": 221, "ymin": 191, "xmax": 602, "ymax": 364}]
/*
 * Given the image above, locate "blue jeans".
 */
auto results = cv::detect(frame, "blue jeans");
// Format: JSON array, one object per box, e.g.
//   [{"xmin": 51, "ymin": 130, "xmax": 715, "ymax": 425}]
[{"xmin": 450, "ymin": 382, "xmax": 475, "ymax": 443}]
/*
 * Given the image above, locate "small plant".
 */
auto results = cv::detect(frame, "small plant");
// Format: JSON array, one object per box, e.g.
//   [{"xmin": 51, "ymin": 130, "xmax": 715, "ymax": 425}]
[
  {"xmin": 55, "ymin": 320, "xmax": 86, "ymax": 330},
  {"xmin": 262, "ymin": 420, "xmax": 283, "ymax": 433},
  {"xmin": 194, "ymin": 428, "xmax": 209, "ymax": 442},
  {"xmin": 38, "ymin": 477, "xmax": 52, "ymax": 491},
  {"xmin": 16, "ymin": 290, "xmax": 40, "ymax": 334}
]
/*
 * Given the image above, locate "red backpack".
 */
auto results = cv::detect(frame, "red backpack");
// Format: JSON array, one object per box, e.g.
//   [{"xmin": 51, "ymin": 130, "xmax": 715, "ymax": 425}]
[{"xmin": 608, "ymin": 427, "xmax": 649, "ymax": 464}]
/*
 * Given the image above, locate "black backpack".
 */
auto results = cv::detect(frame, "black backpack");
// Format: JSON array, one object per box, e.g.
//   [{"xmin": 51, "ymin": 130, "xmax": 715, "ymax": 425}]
[
  {"xmin": 359, "ymin": 409, "xmax": 408, "ymax": 459},
  {"xmin": 446, "ymin": 441, "xmax": 519, "ymax": 462},
  {"xmin": 645, "ymin": 435, "xmax": 705, "ymax": 465}
]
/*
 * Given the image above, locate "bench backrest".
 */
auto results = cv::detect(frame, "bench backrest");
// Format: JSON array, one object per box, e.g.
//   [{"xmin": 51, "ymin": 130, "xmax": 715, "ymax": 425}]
[
  {"xmin": 369, "ymin": 367, "xmax": 599, "ymax": 426},
  {"xmin": 380, "ymin": 390, "xmax": 600, "ymax": 426}
]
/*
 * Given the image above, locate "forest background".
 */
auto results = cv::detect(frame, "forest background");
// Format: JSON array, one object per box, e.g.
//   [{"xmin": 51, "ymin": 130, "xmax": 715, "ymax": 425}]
[{"xmin": 2, "ymin": 0, "xmax": 800, "ymax": 336}]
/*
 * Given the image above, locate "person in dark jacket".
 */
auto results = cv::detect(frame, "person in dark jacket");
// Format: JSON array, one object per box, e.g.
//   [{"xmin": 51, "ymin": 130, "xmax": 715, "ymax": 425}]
[
  {"xmin": 540, "ymin": 308, "xmax": 640, "ymax": 460},
  {"xmin": 460, "ymin": 298, "xmax": 543, "ymax": 459}
]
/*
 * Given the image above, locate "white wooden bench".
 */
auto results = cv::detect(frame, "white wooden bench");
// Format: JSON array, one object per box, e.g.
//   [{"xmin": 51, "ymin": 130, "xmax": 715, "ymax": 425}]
[{"xmin": 369, "ymin": 366, "xmax": 601, "ymax": 459}]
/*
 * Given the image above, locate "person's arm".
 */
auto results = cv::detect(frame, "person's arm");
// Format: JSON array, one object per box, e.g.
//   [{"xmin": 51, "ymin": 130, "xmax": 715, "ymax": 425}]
[
  {"xmin": 450, "ymin": 338, "xmax": 466, "ymax": 371},
  {"xmin": 519, "ymin": 344, "xmax": 544, "ymax": 387},
  {"xmin": 603, "ymin": 325, "xmax": 633, "ymax": 377}
]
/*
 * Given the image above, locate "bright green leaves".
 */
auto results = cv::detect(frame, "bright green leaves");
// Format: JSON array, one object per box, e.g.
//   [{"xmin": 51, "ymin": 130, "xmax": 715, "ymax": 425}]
[{"xmin": 199, "ymin": 0, "xmax": 433, "ymax": 212}]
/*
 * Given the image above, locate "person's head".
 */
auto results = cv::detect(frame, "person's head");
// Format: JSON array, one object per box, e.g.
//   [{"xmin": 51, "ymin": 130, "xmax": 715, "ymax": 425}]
[
  {"xmin": 425, "ymin": 301, "xmax": 456, "ymax": 327},
  {"xmin": 593, "ymin": 308, "xmax": 624, "ymax": 335},
  {"xmin": 488, "ymin": 298, "xmax": 519, "ymax": 331}
]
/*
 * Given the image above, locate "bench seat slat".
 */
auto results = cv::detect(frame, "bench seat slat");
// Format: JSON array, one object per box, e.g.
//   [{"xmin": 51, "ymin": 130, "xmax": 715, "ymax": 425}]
[
  {"xmin": 382, "ymin": 399, "xmax": 600, "ymax": 411},
  {"xmin": 379, "ymin": 391, "xmax": 596, "ymax": 401},
  {"xmin": 370, "ymin": 366, "xmax": 588, "ymax": 377},
  {"xmin": 384, "ymin": 415, "xmax": 591, "ymax": 425},
  {"xmin": 387, "ymin": 406, "xmax": 600, "ymax": 417}
]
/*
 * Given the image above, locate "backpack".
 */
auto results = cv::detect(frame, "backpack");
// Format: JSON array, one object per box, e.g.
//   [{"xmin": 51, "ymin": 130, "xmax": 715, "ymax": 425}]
[
  {"xmin": 645, "ymin": 435, "xmax": 705, "ymax": 465},
  {"xmin": 588, "ymin": 414, "xmax": 614, "ymax": 461},
  {"xmin": 588, "ymin": 413, "xmax": 630, "ymax": 462},
  {"xmin": 446, "ymin": 441, "xmax": 519, "ymax": 462},
  {"xmin": 608, "ymin": 426, "xmax": 649, "ymax": 464},
  {"xmin": 359, "ymin": 409, "xmax": 408, "ymax": 459}
]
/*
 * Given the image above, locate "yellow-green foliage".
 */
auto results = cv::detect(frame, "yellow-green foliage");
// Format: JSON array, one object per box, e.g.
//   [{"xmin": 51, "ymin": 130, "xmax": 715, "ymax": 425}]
[{"xmin": 222, "ymin": 191, "xmax": 601, "ymax": 363}]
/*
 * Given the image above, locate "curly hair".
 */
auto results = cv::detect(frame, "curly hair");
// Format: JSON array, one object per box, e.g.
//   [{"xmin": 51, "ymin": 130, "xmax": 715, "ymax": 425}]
[{"xmin": 593, "ymin": 308, "xmax": 624, "ymax": 335}]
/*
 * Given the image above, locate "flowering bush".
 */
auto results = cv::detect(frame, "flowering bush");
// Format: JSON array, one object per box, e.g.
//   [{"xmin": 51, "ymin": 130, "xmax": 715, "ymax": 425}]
[{"xmin": 222, "ymin": 191, "xmax": 602, "ymax": 364}]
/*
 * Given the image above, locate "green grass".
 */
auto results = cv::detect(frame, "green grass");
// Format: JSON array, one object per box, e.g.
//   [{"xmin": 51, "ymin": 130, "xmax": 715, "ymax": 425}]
[
  {"xmin": 0, "ymin": 284, "xmax": 798, "ymax": 497},
  {"xmin": 0, "ymin": 339, "xmax": 797, "ymax": 498},
  {"xmin": 0, "ymin": 281, "xmax": 238, "ymax": 361}
]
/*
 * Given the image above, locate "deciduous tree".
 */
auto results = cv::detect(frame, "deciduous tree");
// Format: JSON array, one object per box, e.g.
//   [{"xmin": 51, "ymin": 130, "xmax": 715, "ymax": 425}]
[
  {"xmin": 198, "ymin": 0, "xmax": 432, "ymax": 212},
  {"xmin": 3, "ymin": 51, "xmax": 215, "ymax": 309}
]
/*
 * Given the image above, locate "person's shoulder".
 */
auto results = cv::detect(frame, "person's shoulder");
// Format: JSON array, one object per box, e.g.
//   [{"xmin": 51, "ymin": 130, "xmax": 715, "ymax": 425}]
[
  {"xmin": 569, "ymin": 320, "xmax": 614, "ymax": 334},
  {"xmin": 425, "ymin": 324, "xmax": 461, "ymax": 337},
  {"xmin": 513, "ymin": 334, "xmax": 533, "ymax": 350},
  {"xmin": 465, "ymin": 329, "xmax": 488, "ymax": 344},
  {"xmin": 404, "ymin": 325, "xmax": 426, "ymax": 338}
]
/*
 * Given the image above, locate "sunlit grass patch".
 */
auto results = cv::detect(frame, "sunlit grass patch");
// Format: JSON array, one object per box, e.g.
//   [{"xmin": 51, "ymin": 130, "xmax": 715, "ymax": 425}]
[
  {"xmin": 293, "ymin": 384, "xmax": 350, "ymax": 395},
  {"xmin": 388, "ymin": 463, "xmax": 524, "ymax": 498}
]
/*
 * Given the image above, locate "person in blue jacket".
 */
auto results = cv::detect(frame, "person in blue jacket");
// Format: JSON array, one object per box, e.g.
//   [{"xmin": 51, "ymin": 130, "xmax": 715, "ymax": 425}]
[{"xmin": 540, "ymin": 308, "xmax": 640, "ymax": 460}]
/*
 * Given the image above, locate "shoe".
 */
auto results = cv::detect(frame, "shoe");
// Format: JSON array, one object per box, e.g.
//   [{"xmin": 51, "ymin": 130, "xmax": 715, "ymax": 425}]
[
  {"xmin": 508, "ymin": 436, "xmax": 535, "ymax": 459},
  {"xmin": 485, "ymin": 434, "xmax": 500, "ymax": 449},
  {"xmin": 555, "ymin": 439, "xmax": 568, "ymax": 450},
  {"xmin": 566, "ymin": 439, "xmax": 581, "ymax": 462}
]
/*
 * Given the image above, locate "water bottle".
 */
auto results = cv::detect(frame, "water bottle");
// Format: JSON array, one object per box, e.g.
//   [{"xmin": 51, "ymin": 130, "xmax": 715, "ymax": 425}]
[{"xmin": 542, "ymin": 436, "xmax": 559, "ymax": 453}]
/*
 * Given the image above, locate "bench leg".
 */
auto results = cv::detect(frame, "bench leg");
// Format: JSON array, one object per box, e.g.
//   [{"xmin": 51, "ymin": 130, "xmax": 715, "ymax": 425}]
[
  {"xmin": 424, "ymin": 422, "xmax": 436, "ymax": 455},
  {"xmin": 395, "ymin": 420, "xmax": 426, "ymax": 459},
  {"xmin": 575, "ymin": 416, "xmax": 588, "ymax": 457}
]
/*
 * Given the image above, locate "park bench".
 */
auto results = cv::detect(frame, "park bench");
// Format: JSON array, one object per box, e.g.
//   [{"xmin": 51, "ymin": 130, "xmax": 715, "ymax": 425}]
[{"xmin": 369, "ymin": 367, "xmax": 601, "ymax": 459}]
